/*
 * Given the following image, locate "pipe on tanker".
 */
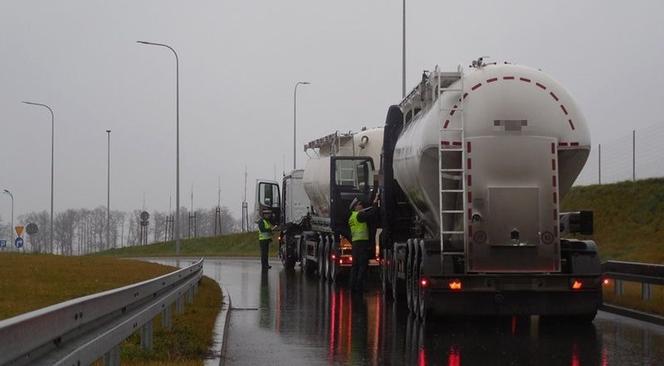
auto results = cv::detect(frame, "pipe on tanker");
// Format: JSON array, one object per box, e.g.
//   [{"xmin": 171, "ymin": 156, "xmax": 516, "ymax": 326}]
[{"xmin": 380, "ymin": 105, "xmax": 405, "ymax": 250}]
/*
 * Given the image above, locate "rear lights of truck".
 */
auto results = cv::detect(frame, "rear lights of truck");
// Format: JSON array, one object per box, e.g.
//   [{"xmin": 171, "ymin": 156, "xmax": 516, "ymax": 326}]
[
  {"xmin": 448, "ymin": 280, "xmax": 462, "ymax": 290},
  {"xmin": 420, "ymin": 277, "xmax": 430, "ymax": 288},
  {"xmin": 571, "ymin": 280, "xmax": 583, "ymax": 290},
  {"xmin": 337, "ymin": 256, "xmax": 352, "ymax": 264}
]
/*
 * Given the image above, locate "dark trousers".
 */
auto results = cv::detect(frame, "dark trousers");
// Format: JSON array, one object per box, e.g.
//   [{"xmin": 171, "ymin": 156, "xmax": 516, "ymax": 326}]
[
  {"xmin": 350, "ymin": 240, "xmax": 370, "ymax": 292},
  {"xmin": 259, "ymin": 239, "xmax": 271, "ymax": 269}
]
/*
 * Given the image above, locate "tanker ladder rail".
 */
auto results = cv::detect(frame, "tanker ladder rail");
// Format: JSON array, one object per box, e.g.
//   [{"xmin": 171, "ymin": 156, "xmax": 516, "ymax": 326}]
[{"xmin": 437, "ymin": 64, "xmax": 467, "ymax": 265}]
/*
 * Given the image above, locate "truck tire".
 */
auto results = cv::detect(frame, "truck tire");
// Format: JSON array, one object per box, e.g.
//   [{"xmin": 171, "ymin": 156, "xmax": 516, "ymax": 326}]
[
  {"xmin": 325, "ymin": 240, "xmax": 333, "ymax": 282},
  {"xmin": 406, "ymin": 240, "xmax": 415, "ymax": 313},
  {"xmin": 392, "ymin": 245, "xmax": 406, "ymax": 304},
  {"xmin": 305, "ymin": 259, "xmax": 316, "ymax": 276},
  {"xmin": 381, "ymin": 249, "xmax": 392, "ymax": 296},
  {"xmin": 411, "ymin": 242, "xmax": 421, "ymax": 316},
  {"xmin": 317, "ymin": 241, "xmax": 326, "ymax": 280},
  {"xmin": 329, "ymin": 258, "xmax": 339, "ymax": 282}
]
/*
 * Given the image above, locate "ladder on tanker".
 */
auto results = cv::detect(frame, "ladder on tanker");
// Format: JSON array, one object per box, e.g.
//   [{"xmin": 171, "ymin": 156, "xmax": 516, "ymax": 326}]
[{"xmin": 437, "ymin": 65, "xmax": 467, "ymax": 258}]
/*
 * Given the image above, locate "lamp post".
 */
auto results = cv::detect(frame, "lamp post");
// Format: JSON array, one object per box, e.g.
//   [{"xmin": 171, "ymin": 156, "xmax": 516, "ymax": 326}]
[
  {"xmin": 402, "ymin": 0, "xmax": 406, "ymax": 98},
  {"xmin": 106, "ymin": 130, "xmax": 111, "ymax": 250},
  {"xmin": 137, "ymin": 40, "xmax": 181, "ymax": 256},
  {"xmin": 2, "ymin": 189, "xmax": 13, "ymax": 245},
  {"xmin": 293, "ymin": 81, "xmax": 310, "ymax": 170},
  {"xmin": 22, "ymin": 101, "xmax": 54, "ymax": 253}
]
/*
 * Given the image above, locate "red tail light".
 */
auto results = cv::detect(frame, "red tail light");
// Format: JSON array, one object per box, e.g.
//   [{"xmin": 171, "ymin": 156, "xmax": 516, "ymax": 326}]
[
  {"xmin": 331, "ymin": 254, "xmax": 336, "ymax": 260},
  {"xmin": 449, "ymin": 280, "xmax": 462, "ymax": 290},
  {"xmin": 602, "ymin": 278, "xmax": 610, "ymax": 286},
  {"xmin": 571, "ymin": 280, "xmax": 583, "ymax": 290},
  {"xmin": 420, "ymin": 277, "xmax": 430, "ymax": 288}
]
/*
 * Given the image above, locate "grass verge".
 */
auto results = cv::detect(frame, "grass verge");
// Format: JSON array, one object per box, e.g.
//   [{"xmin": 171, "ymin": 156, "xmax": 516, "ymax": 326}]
[
  {"xmin": 0, "ymin": 253, "xmax": 222, "ymax": 366},
  {"xmin": 96, "ymin": 231, "xmax": 278, "ymax": 258},
  {"xmin": 561, "ymin": 178, "xmax": 664, "ymax": 264},
  {"xmin": 120, "ymin": 276, "xmax": 221, "ymax": 365},
  {"xmin": 0, "ymin": 253, "xmax": 172, "ymax": 320}
]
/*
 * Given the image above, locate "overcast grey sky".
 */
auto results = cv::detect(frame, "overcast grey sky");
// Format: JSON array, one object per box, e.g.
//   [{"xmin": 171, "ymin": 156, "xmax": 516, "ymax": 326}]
[{"xmin": 1, "ymin": 0, "xmax": 663, "ymax": 221}]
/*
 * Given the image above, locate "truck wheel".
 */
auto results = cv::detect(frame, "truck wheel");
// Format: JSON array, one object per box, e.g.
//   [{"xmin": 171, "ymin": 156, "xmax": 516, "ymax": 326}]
[
  {"xmin": 381, "ymin": 249, "xmax": 392, "ymax": 296},
  {"xmin": 305, "ymin": 259, "xmax": 316, "ymax": 276},
  {"xmin": 418, "ymin": 287, "xmax": 430, "ymax": 322},
  {"xmin": 330, "ymin": 258, "xmax": 339, "ymax": 282},
  {"xmin": 392, "ymin": 246, "xmax": 406, "ymax": 304},
  {"xmin": 317, "ymin": 243, "xmax": 325, "ymax": 279},
  {"xmin": 319, "ymin": 241, "xmax": 327, "ymax": 281},
  {"xmin": 406, "ymin": 240, "xmax": 414, "ymax": 313},
  {"xmin": 411, "ymin": 243, "xmax": 421, "ymax": 316},
  {"xmin": 325, "ymin": 240, "xmax": 333, "ymax": 281}
]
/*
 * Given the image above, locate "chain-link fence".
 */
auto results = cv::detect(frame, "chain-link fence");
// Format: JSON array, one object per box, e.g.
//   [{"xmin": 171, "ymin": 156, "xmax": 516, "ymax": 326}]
[{"xmin": 575, "ymin": 123, "xmax": 664, "ymax": 186}]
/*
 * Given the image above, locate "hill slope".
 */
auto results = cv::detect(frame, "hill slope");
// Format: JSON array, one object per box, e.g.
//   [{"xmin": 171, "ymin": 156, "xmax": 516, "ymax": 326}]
[
  {"xmin": 561, "ymin": 178, "xmax": 664, "ymax": 263},
  {"xmin": 97, "ymin": 231, "xmax": 278, "ymax": 257}
]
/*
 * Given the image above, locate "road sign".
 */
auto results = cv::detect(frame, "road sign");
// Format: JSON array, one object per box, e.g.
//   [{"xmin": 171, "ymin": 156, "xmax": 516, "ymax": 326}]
[
  {"xmin": 140, "ymin": 211, "xmax": 150, "ymax": 221},
  {"xmin": 15, "ymin": 237, "xmax": 24, "ymax": 249},
  {"xmin": 15, "ymin": 225, "xmax": 24, "ymax": 237},
  {"xmin": 0, "ymin": 240, "xmax": 6, "ymax": 248},
  {"xmin": 26, "ymin": 223, "xmax": 39, "ymax": 235}
]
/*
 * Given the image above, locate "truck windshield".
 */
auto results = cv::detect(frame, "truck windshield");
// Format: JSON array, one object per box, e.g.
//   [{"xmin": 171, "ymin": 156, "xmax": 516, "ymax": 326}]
[{"xmin": 335, "ymin": 159, "xmax": 372, "ymax": 192}]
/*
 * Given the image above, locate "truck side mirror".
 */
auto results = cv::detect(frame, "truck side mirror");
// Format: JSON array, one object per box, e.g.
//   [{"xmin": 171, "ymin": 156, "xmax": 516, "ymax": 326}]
[{"xmin": 559, "ymin": 211, "xmax": 593, "ymax": 235}]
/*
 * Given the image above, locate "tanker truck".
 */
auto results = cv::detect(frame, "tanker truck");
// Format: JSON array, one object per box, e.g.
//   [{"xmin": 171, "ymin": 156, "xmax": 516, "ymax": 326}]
[
  {"xmin": 380, "ymin": 59, "xmax": 601, "ymax": 320},
  {"xmin": 257, "ymin": 58, "xmax": 601, "ymax": 320},
  {"xmin": 256, "ymin": 128, "xmax": 384, "ymax": 281}
]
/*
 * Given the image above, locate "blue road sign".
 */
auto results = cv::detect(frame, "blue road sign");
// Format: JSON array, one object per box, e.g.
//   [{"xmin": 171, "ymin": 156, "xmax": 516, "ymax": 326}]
[
  {"xmin": 0, "ymin": 239, "xmax": 6, "ymax": 248},
  {"xmin": 15, "ymin": 237, "xmax": 24, "ymax": 249}
]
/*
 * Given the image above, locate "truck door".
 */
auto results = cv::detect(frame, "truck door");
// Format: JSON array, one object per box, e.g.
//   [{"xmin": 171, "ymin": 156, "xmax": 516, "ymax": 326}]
[
  {"xmin": 329, "ymin": 157, "xmax": 375, "ymax": 233},
  {"xmin": 255, "ymin": 180, "xmax": 281, "ymax": 224}
]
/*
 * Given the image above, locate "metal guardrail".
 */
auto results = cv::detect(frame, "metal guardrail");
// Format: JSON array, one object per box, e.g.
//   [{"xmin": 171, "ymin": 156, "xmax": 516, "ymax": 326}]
[
  {"xmin": 0, "ymin": 258, "xmax": 204, "ymax": 366},
  {"xmin": 601, "ymin": 260, "xmax": 664, "ymax": 325}
]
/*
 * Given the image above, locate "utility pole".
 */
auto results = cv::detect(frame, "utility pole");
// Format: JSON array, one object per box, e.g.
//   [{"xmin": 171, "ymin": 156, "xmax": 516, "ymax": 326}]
[
  {"xmin": 241, "ymin": 166, "xmax": 249, "ymax": 232},
  {"xmin": 106, "ymin": 130, "xmax": 111, "ymax": 249},
  {"xmin": 402, "ymin": 0, "xmax": 406, "ymax": 98}
]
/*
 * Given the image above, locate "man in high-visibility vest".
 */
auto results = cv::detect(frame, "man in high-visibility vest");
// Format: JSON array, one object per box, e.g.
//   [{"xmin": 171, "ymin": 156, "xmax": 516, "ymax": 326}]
[
  {"xmin": 257, "ymin": 210, "xmax": 274, "ymax": 270},
  {"xmin": 348, "ymin": 195, "xmax": 379, "ymax": 293}
]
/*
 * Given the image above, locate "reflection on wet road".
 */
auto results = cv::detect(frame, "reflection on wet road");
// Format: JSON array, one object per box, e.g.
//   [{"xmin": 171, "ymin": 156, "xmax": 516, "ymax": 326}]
[{"xmin": 153, "ymin": 258, "xmax": 664, "ymax": 365}]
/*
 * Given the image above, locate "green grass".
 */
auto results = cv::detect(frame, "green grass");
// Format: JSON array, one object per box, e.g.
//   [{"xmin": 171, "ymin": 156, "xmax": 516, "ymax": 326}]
[
  {"xmin": 120, "ymin": 276, "xmax": 221, "ymax": 366},
  {"xmin": 0, "ymin": 253, "xmax": 222, "ymax": 366},
  {"xmin": 0, "ymin": 253, "xmax": 173, "ymax": 320},
  {"xmin": 97, "ymin": 231, "xmax": 278, "ymax": 258},
  {"xmin": 561, "ymin": 178, "xmax": 664, "ymax": 264}
]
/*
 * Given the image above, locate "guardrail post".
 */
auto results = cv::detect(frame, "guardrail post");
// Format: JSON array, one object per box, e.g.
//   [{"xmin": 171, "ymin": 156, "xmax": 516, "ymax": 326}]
[
  {"xmin": 141, "ymin": 320, "xmax": 154, "ymax": 351},
  {"xmin": 641, "ymin": 283, "xmax": 652, "ymax": 301},
  {"xmin": 162, "ymin": 304, "xmax": 173, "ymax": 330},
  {"xmin": 176, "ymin": 296, "xmax": 185, "ymax": 314},
  {"xmin": 103, "ymin": 344, "xmax": 120, "ymax": 366},
  {"xmin": 186, "ymin": 287, "xmax": 194, "ymax": 304},
  {"xmin": 614, "ymin": 279, "xmax": 624, "ymax": 296}
]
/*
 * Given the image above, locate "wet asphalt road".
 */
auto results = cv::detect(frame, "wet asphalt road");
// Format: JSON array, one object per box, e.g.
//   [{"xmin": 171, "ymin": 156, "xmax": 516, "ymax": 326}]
[{"xmin": 152, "ymin": 258, "xmax": 664, "ymax": 366}]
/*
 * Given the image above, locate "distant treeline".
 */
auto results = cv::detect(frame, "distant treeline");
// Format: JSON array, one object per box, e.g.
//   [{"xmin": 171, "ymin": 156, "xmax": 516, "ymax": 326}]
[{"xmin": 0, "ymin": 206, "xmax": 239, "ymax": 255}]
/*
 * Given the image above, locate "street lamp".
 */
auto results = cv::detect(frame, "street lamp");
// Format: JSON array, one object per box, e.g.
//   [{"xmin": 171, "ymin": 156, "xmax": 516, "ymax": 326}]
[
  {"xmin": 106, "ymin": 130, "xmax": 111, "ymax": 250},
  {"xmin": 293, "ymin": 81, "xmax": 310, "ymax": 170},
  {"xmin": 2, "ymin": 189, "xmax": 13, "ymax": 245},
  {"xmin": 402, "ymin": 0, "xmax": 406, "ymax": 98},
  {"xmin": 22, "ymin": 101, "xmax": 54, "ymax": 253},
  {"xmin": 137, "ymin": 40, "xmax": 181, "ymax": 255}
]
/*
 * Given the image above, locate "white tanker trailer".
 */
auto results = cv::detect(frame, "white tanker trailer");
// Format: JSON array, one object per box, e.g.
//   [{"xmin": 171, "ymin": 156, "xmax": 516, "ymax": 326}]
[
  {"xmin": 382, "ymin": 60, "xmax": 601, "ymax": 320},
  {"xmin": 257, "ymin": 59, "xmax": 601, "ymax": 320},
  {"xmin": 257, "ymin": 128, "xmax": 384, "ymax": 280}
]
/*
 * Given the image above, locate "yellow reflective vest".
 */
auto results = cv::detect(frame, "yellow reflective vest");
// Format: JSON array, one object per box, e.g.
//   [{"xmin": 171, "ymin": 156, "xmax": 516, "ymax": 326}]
[
  {"xmin": 348, "ymin": 211, "xmax": 369, "ymax": 242},
  {"xmin": 258, "ymin": 219, "xmax": 272, "ymax": 241}
]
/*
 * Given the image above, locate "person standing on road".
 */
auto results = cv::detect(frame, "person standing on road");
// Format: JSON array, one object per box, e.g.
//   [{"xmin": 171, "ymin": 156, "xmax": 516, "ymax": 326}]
[
  {"xmin": 348, "ymin": 194, "xmax": 379, "ymax": 293},
  {"xmin": 257, "ymin": 210, "xmax": 274, "ymax": 270}
]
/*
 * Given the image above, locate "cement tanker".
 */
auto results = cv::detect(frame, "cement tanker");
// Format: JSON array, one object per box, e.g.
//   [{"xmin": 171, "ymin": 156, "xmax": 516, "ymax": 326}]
[
  {"xmin": 257, "ymin": 58, "xmax": 601, "ymax": 320},
  {"xmin": 382, "ymin": 60, "xmax": 601, "ymax": 320}
]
